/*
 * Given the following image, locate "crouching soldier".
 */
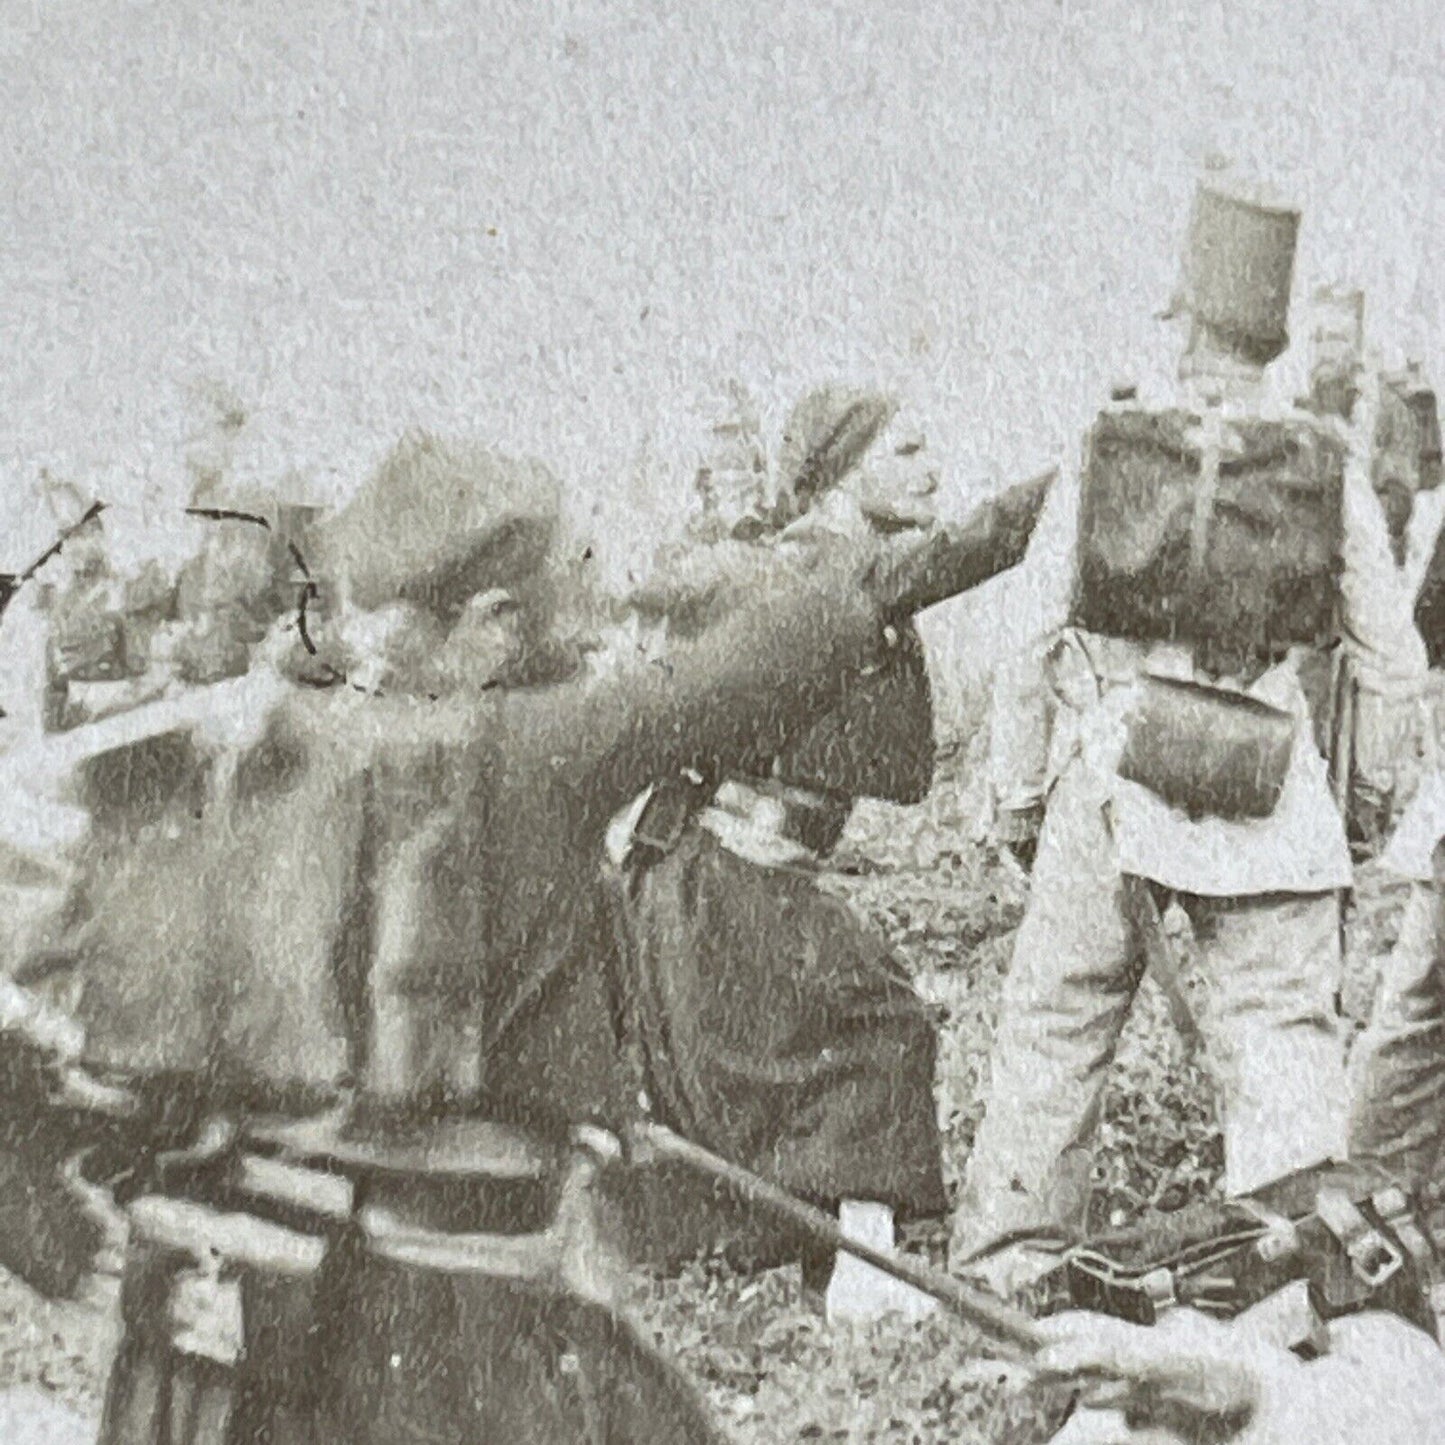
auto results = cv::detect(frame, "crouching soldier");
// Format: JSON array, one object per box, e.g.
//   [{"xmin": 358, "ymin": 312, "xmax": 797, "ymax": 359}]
[
  {"xmin": 607, "ymin": 388, "xmax": 950, "ymax": 1319},
  {"xmin": 959, "ymin": 165, "xmax": 1423, "ymax": 1293}
]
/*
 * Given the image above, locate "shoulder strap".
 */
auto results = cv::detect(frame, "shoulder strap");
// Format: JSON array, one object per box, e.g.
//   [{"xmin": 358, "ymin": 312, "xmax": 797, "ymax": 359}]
[{"xmin": 1188, "ymin": 410, "xmax": 1227, "ymax": 582}]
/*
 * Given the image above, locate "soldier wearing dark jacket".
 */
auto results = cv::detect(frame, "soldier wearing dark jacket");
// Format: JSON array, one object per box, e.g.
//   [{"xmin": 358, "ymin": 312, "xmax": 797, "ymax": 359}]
[
  {"xmin": 605, "ymin": 390, "xmax": 949, "ymax": 1297},
  {"xmin": 22, "ymin": 428, "xmax": 1047, "ymax": 1443}
]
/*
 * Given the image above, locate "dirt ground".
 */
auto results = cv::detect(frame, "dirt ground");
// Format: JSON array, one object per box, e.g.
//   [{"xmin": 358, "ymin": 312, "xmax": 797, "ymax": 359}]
[{"xmin": 0, "ymin": 710, "xmax": 1420, "ymax": 1443}]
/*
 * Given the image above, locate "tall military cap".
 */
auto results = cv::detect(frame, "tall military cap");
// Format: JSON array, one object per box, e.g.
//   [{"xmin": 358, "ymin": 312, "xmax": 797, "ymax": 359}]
[
  {"xmin": 1166, "ymin": 162, "xmax": 1301, "ymax": 364},
  {"xmin": 313, "ymin": 430, "xmax": 563, "ymax": 619}
]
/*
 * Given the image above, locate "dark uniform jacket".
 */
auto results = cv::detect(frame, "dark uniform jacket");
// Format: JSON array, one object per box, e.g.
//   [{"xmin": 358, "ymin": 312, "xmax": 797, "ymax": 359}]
[{"xmin": 65, "ymin": 543, "xmax": 894, "ymax": 1131}]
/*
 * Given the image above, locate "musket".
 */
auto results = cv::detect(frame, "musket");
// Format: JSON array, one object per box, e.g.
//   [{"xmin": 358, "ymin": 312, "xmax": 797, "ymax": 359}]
[
  {"xmin": 611, "ymin": 1119, "xmax": 1046, "ymax": 1358},
  {"xmin": 19, "ymin": 500, "xmax": 108, "ymax": 586},
  {"xmin": 0, "ymin": 500, "xmax": 108, "ymax": 624}
]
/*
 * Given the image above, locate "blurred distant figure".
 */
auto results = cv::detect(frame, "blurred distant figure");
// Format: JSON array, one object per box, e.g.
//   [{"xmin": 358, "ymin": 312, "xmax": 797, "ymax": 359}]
[{"xmin": 1299, "ymin": 287, "xmax": 1445, "ymax": 853}]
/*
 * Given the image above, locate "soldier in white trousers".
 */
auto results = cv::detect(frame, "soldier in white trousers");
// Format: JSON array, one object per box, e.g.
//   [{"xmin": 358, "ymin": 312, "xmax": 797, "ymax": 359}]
[{"xmin": 957, "ymin": 168, "xmax": 1422, "ymax": 1293}]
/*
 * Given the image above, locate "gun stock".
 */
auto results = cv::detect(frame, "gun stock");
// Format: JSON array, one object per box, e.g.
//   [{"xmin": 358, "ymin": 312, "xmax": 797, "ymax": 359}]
[{"xmin": 623, "ymin": 1120, "xmax": 1044, "ymax": 1357}]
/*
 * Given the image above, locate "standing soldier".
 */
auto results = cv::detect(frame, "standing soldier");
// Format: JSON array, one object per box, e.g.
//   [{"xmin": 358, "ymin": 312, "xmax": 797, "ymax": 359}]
[
  {"xmin": 959, "ymin": 165, "xmax": 1421, "ymax": 1294},
  {"xmin": 1033, "ymin": 736, "xmax": 1445, "ymax": 1445},
  {"xmin": 1347, "ymin": 770, "xmax": 1445, "ymax": 1193},
  {"xmin": 1299, "ymin": 286, "xmax": 1445, "ymax": 853},
  {"xmin": 1347, "ymin": 539, "xmax": 1445, "ymax": 1190},
  {"xmin": 12, "ymin": 427, "xmax": 1046, "ymax": 1444}
]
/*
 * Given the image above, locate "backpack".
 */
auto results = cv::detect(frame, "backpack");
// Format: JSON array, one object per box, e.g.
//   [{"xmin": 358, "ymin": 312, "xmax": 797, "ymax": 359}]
[{"xmin": 1070, "ymin": 405, "xmax": 1345, "ymax": 674}]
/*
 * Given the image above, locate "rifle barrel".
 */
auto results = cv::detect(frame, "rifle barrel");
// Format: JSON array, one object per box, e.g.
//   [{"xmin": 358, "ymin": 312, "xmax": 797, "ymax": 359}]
[{"xmin": 626, "ymin": 1120, "xmax": 1044, "ymax": 1356}]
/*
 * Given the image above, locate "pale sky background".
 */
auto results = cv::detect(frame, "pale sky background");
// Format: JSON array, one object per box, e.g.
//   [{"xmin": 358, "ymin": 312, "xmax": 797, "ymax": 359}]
[{"xmin": 3, "ymin": 0, "xmax": 1443, "ymax": 692}]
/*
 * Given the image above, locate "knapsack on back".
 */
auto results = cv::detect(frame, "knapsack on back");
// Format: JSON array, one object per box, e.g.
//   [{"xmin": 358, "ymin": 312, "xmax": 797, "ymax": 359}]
[{"xmin": 1070, "ymin": 405, "xmax": 1346, "ymax": 674}]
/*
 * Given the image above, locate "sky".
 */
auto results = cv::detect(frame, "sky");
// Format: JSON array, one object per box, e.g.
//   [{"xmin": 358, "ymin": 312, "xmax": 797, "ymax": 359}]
[{"xmin": 3, "ymin": 0, "xmax": 1443, "ymax": 684}]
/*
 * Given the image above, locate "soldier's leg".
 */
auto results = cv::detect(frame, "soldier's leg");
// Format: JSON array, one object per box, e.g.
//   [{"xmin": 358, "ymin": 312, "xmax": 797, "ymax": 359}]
[
  {"xmin": 1347, "ymin": 880, "xmax": 1445, "ymax": 1188},
  {"xmin": 1189, "ymin": 891, "xmax": 1349, "ymax": 1197},
  {"xmin": 952, "ymin": 765, "xmax": 1143, "ymax": 1282}
]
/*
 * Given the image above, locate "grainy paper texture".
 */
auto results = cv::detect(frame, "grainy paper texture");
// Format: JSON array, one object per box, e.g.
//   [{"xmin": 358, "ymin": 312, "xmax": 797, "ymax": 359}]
[{"xmin": 5, "ymin": 2, "xmax": 1445, "ymax": 1441}]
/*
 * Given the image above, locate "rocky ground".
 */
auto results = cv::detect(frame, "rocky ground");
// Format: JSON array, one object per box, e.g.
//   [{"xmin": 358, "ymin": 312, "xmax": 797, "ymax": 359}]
[{"xmin": 0, "ymin": 703, "xmax": 1420, "ymax": 1443}]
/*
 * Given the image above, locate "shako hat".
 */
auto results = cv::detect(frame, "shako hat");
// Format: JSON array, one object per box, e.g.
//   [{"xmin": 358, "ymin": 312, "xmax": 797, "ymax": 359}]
[{"xmin": 1164, "ymin": 161, "xmax": 1301, "ymax": 365}]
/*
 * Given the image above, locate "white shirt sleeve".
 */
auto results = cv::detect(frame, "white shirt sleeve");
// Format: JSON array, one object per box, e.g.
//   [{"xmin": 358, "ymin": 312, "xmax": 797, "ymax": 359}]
[{"xmin": 984, "ymin": 451, "xmax": 1082, "ymax": 816}]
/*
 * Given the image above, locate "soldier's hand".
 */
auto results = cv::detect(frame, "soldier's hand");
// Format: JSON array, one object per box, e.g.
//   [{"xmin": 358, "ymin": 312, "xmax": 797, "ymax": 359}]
[{"xmin": 1033, "ymin": 1310, "xmax": 1263, "ymax": 1440}]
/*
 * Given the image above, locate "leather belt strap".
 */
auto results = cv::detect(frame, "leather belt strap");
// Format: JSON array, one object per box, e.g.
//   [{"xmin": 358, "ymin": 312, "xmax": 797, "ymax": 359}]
[
  {"xmin": 1119, "ymin": 873, "xmax": 1201, "ymax": 1050},
  {"xmin": 1315, "ymin": 1186, "xmax": 1403, "ymax": 1289}
]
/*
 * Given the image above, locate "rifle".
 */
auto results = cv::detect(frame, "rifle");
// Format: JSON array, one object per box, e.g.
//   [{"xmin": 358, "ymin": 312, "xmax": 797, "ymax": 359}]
[
  {"xmin": 609, "ymin": 1119, "xmax": 1045, "ymax": 1358},
  {"xmin": 0, "ymin": 500, "xmax": 108, "ymax": 625}
]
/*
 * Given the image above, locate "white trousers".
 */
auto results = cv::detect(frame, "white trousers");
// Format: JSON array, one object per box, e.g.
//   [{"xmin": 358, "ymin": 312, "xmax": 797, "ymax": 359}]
[
  {"xmin": 1348, "ymin": 882, "xmax": 1445, "ymax": 1186},
  {"xmin": 955, "ymin": 763, "xmax": 1349, "ymax": 1265}
]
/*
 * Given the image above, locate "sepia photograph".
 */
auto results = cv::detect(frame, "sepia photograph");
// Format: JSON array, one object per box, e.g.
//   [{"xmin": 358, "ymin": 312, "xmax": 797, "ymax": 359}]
[{"xmin": 4, "ymin": 0, "xmax": 1445, "ymax": 1440}]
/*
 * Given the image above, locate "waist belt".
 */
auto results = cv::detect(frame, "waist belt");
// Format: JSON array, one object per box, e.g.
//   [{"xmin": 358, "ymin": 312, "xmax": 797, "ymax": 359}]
[{"xmin": 99, "ymin": 1126, "xmax": 600, "ymax": 1445}]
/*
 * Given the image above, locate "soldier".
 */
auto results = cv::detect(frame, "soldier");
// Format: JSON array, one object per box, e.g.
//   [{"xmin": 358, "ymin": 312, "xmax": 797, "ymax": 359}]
[
  {"xmin": 1031, "ymin": 741, "xmax": 1445, "ymax": 1445},
  {"xmin": 1347, "ymin": 774, "xmax": 1445, "ymax": 1188},
  {"xmin": 1344, "ymin": 561, "xmax": 1445, "ymax": 1265},
  {"xmin": 607, "ymin": 388, "xmax": 948, "ymax": 1320},
  {"xmin": 959, "ymin": 166, "xmax": 1422, "ymax": 1294},
  {"xmin": 22, "ymin": 426, "xmax": 1047, "ymax": 1443},
  {"xmin": 0, "ymin": 482, "xmax": 97, "ymax": 975},
  {"xmin": 1299, "ymin": 287, "xmax": 1445, "ymax": 852}
]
